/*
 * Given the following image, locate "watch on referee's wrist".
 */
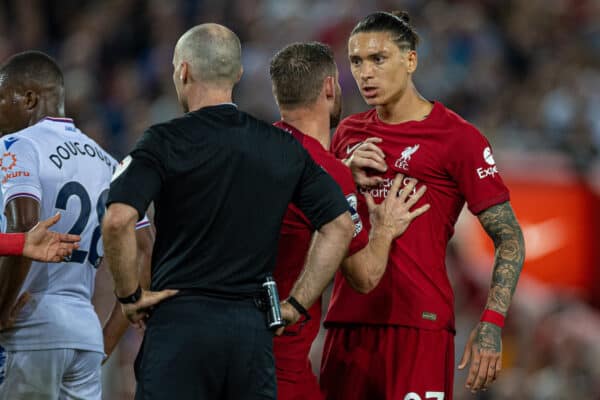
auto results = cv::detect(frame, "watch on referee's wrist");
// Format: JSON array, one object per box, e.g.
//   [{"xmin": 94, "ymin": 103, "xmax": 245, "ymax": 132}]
[
  {"xmin": 286, "ymin": 296, "xmax": 311, "ymax": 322},
  {"xmin": 116, "ymin": 285, "xmax": 142, "ymax": 304}
]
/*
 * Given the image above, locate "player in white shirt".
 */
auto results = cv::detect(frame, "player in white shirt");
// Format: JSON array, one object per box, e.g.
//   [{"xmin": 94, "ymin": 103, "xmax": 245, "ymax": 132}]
[{"xmin": 0, "ymin": 51, "xmax": 153, "ymax": 399}]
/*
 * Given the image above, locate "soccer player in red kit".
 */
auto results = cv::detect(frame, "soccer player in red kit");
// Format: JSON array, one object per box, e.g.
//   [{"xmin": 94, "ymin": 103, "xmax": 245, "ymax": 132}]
[
  {"xmin": 320, "ymin": 11, "xmax": 526, "ymax": 400},
  {"xmin": 269, "ymin": 42, "xmax": 430, "ymax": 400}
]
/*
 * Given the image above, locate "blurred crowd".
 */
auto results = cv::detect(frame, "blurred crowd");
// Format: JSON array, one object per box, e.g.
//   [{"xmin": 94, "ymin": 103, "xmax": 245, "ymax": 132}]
[
  {"xmin": 1, "ymin": 0, "xmax": 598, "ymax": 168},
  {"xmin": 1, "ymin": 0, "xmax": 599, "ymax": 398}
]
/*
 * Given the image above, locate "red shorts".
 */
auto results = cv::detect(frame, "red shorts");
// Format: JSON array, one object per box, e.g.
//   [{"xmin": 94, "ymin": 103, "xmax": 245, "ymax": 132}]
[
  {"xmin": 274, "ymin": 322, "xmax": 324, "ymax": 400},
  {"xmin": 320, "ymin": 325, "xmax": 454, "ymax": 400},
  {"xmin": 275, "ymin": 356, "xmax": 324, "ymax": 400}
]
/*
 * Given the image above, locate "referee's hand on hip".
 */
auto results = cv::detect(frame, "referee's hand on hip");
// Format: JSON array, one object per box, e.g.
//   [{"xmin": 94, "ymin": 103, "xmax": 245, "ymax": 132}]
[
  {"xmin": 121, "ymin": 289, "xmax": 179, "ymax": 329},
  {"xmin": 275, "ymin": 300, "xmax": 301, "ymax": 336}
]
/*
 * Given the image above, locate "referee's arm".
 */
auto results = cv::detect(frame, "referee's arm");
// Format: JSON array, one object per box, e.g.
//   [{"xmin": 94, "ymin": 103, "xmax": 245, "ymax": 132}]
[
  {"xmin": 102, "ymin": 155, "xmax": 177, "ymax": 326},
  {"xmin": 280, "ymin": 157, "xmax": 354, "ymax": 329}
]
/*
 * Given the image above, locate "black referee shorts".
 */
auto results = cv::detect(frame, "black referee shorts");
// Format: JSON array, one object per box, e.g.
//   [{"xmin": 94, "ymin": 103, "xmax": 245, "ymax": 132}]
[{"xmin": 134, "ymin": 294, "xmax": 276, "ymax": 400}]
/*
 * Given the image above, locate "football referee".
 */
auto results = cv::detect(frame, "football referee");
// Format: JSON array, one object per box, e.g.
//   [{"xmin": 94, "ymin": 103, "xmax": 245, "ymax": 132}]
[{"xmin": 102, "ymin": 23, "xmax": 354, "ymax": 400}]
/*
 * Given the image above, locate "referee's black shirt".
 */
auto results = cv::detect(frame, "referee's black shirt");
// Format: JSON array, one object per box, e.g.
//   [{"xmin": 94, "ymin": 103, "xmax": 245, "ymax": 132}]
[{"xmin": 107, "ymin": 104, "xmax": 349, "ymax": 295}]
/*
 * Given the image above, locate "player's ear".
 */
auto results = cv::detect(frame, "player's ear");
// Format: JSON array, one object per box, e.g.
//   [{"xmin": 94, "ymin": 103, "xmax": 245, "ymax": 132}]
[
  {"xmin": 23, "ymin": 90, "xmax": 38, "ymax": 111},
  {"xmin": 180, "ymin": 62, "xmax": 189, "ymax": 84},
  {"xmin": 324, "ymin": 76, "xmax": 335, "ymax": 100},
  {"xmin": 406, "ymin": 50, "xmax": 418, "ymax": 74},
  {"xmin": 236, "ymin": 65, "xmax": 243, "ymax": 83}
]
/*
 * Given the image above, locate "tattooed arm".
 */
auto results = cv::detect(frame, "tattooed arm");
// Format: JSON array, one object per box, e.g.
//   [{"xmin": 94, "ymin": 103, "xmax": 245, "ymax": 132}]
[{"xmin": 458, "ymin": 201, "xmax": 525, "ymax": 393}]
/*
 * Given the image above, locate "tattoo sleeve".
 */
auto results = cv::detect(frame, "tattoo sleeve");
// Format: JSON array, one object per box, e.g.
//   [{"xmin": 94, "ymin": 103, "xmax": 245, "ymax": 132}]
[{"xmin": 477, "ymin": 201, "xmax": 526, "ymax": 317}]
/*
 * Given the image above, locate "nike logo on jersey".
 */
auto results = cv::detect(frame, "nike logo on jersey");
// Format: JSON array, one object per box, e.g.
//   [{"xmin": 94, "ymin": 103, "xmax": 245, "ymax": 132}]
[
  {"xmin": 4, "ymin": 137, "xmax": 18, "ymax": 150},
  {"xmin": 346, "ymin": 142, "xmax": 364, "ymax": 155}
]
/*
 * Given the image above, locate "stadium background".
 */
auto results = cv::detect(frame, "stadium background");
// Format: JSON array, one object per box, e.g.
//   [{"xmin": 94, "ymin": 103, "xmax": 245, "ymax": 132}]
[{"xmin": 1, "ymin": 0, "xmax": 599, "ymax": 398}]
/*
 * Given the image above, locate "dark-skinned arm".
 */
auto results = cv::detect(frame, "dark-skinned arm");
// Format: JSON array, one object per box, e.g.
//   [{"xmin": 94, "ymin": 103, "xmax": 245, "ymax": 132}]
[
  {"xmin": 0, "ymin": 198, "xmax": 40, "ymax": 329},
  {"xmin": 458, "ymin": 201, "xmax": 525, "ymax": 392}
]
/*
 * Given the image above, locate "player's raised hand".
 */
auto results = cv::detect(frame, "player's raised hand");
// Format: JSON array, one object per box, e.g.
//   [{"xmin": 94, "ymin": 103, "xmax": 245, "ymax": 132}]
[
  {"xmin": 458, "ymin": 322, "xmax": 503, "ymax": 393},
  {"xmin": 345, "ymin": 137, "xmax": 387, "ymax": 188},
  {"xmin": 366, "ymin": 173, "xmax": 430, "ymax": 238},
  {"xmin": 121, "ymin": 289, "xmax": 179, "ymax": 328},
  {"xmin": 23, "ymin": 213, "xmax": 81, "ymax": 262}
]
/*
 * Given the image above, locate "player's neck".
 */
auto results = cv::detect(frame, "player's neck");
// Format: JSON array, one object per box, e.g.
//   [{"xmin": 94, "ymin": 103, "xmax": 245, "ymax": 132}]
[
  {"xmin": 279, "ymin": 107, "xmax": 330, "ymax": 150},
  {"xmin": 30, "ymin": 103, "xmax": 65, "ymax": 126},
  {"xmin": 186, "ymin": 85, "xmax": 234, "ymax": 112},
  {"xmin": 375, "ymin": 83, "xmax": 432, "ymax": 125}
]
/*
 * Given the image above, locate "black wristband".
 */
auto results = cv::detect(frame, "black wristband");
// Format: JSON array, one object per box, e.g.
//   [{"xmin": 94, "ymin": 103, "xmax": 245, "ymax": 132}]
[
  {"xmin": 287, "ymin": 296, "xmax": 311, "ymax": 321},
  {"xmin": 116, "ymin": 285, "xmax": 142, "ymax": 304}
]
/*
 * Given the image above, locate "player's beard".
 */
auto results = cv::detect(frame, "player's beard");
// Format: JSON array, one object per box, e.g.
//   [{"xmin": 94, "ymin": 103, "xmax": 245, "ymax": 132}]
[{"xmin": 329, "ymin": 87, "xmax": 342, "ymax": 128}]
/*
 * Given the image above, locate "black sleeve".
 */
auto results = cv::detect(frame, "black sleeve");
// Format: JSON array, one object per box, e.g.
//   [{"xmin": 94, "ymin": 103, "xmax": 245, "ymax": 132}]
[
  {"xmin": 292, "ymin": 153, "xmax": 350, "ymax": 230},
  {"xmin": 106, "ymin": 129, "xmax": 166, "ymax": 221}
]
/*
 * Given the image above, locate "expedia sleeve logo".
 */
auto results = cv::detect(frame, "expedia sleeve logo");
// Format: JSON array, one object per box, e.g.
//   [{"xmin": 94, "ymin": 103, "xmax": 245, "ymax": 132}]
[
  {"xmin": 476, "ymin": 146, "xmax": 499, "ymax": 179},
  {"xmin": 345, "ymin": 193, "xmax": 363, "ymax": 238}
]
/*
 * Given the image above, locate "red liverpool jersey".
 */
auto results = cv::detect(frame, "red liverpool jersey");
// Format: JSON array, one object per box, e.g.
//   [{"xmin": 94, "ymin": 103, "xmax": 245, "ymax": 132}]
[
  {"xmin": 325, "ymin": 101, "xmax": 510, "ymax": 331},
  {"xmin": 272, "ymin": 121, "xmax": 369, "ymax": 356}
]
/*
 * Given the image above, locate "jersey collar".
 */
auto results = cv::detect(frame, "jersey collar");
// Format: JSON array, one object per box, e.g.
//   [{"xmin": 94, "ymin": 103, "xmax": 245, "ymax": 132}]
[
  {"xmin": 273, "ymin": 120, "xmax": 305, "ymax": 143},
  {"xmin": 42, "ymin": 116, "xmax": 75, "ymax": 124}
]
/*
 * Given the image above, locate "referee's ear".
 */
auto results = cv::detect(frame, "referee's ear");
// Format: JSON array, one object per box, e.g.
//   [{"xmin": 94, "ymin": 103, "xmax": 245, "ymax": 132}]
[
  {"xmin": 235, "ymin": 66, "xmax": 243, "ymax": 84},
  {"xmin": 179, "ymin": 63, "xmax": 189, "ymax": 84}
]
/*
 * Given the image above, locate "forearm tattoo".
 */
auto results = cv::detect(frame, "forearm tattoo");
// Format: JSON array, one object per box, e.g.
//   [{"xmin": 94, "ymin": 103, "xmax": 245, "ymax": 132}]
[
  {"xmin": 477, "ymin": 201, "xmax": 525, "ymax": 316},
  {"xmin": 477, "ymin": 322, "xmax": 502, "ymax": 352}
]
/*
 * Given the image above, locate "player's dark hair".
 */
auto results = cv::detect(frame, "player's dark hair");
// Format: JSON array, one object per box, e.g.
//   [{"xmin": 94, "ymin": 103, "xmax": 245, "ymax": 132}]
[
  {"xmin": 0, "ymin": 50, "xmax": 64, "ymax": 88},
  {"xmin": 351, "ymin": 11, "xmax": 419, "ymax": 51},
  {"xmin": 269, "ymin": 42, "xmax": 336, "ymax": 108}
]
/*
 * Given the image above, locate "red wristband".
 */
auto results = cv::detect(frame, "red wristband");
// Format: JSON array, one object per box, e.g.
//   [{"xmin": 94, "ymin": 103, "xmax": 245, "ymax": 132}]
[
  {"xmin": 480, "ymin": 309, "xmax": 505, "ymax": 328},
  {"xmin": 0, "ymin": 233, "xmax": 25, "ymax": 256}
]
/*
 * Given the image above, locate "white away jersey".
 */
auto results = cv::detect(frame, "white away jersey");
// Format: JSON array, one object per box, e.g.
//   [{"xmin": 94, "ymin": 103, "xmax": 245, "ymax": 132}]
[{"xmin": 0, "ymin": 117, "xmax": 149, "ymax": 352}]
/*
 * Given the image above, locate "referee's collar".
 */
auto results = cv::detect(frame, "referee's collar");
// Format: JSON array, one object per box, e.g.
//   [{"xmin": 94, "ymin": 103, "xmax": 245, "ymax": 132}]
[{"xmin": 193, "ymin": 103, "xmax": 238, "ymax": 112}]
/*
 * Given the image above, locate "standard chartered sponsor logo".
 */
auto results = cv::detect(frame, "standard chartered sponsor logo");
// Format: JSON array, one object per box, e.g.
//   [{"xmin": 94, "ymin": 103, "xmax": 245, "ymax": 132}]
[{"xmin": 360, "ymin": 176, "xmax": 418, "ymax": 199}]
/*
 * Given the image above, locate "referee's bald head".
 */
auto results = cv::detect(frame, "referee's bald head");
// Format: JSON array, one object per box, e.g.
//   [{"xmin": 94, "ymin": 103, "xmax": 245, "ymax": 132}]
[{"xmin": 174, "ymin": 23, "xmax": 242, "ymax": 87}]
